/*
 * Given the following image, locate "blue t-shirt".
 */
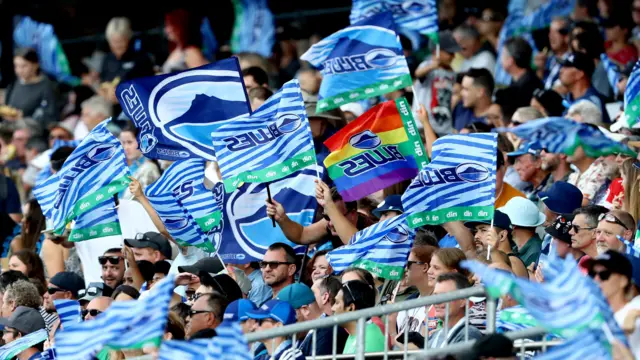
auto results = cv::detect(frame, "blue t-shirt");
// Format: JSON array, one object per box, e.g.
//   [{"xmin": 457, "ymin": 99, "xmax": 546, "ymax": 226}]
[
  {"xmin": 564, "ymin": 87, "xmax": 611, "ymax": 123},
  {"xmin": 438, "ymin": 234, "xmax": 460, "ymax": 248},
  {"xmin": 0, "ymin": 176, "xmax": 21, "ymax": 215},
  {"xmin": 248, "ymin": 269, "xmax": 273, "ymax": 307},
  {"xmin": 452, "ymin": 103, "xmax": 487, "ymax": 131},
  {"xmin": 298, "ymin": 314, "xmax": 349, "ymax": 356}
]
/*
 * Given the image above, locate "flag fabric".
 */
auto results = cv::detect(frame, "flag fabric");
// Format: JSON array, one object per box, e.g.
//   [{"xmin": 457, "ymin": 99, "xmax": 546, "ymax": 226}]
[
  {"xmin": 401, "ymin": 134, "xmax": 497, "ymax": 228},
  {"xmin": 13, "ymin": 16, "xmax": 79, "ymax": 85},
  {"xmin": 200, "ymin": 17, "xmax": 218, "ymax": 61},
  {"xmin": 349, "ymin": 0, "xmax": 438, "ymax": 43},
  {"xmin": 230, "ymin": 0, "xmax": 275, "ymax": 58},
  {"xmin": 68, "ymin": 198, "xmax": 121, "ymax": 242},
  {"xmin": 145, "ymin": 160, "xmax": 220, "ymax": 252},
  {"xmin": 211, "ymin": 79, "xmax": 316, "ymax": 191},
  {"xmin": 496, "ymin": 118, "xmax": 637, "ymax": 157},
  {"xmin": 115, "ymin": 59, "xmax": 251, "ymax": 161},
  {"xmin": 158, "ymin": 340, "xmax": 209, "ymax": 360},
  {"xmin": 54, "ymin": 299, "xmax": 82, "ymax": 327},
  {"xmin": 40, "ymin": 348, "xmax": 58, "ymax": 360},
  {"xmin": 54, "ymin": 275, "xmax": 175, "ymax": 359},
  {"xmin": 617, "ymin": 60, "xmax": 640, "ymax": 130},
  {"xmin": 206, "ymin": 322, "xmax": 251, "ymax": 360},
  {"xmin": 496, "ymin": 306, "xmax": 539, "ymax": 332},
  {"xmin": 326, "ymin": 214, "xmax": 414, "ymax": 280},
  {"xmin": 533, "ymin": 330, "xmax": 612, "ymax": 360},
  {"xmin": 35, "ymin": 139, "xmax": 80, "ymax": 185},
  {"xmin": 218, "ymin": 165, "xmax": 320, "ymax": 263},
  {"xmin": 33, "ymin": 119, "xmax": 130, "ymax": 234},
  {"xmin": 173, "ymin": 182, "xmax": 225, "ymax": 252},
  {"xmin": 513, "ymin": 0, "xmax": 576, "ymax": 35},
  {"xmin": 301, "ymin": 12, "xmax": 412, "ymax": 112},
  {"xmin": 323, "ymin": 98, "xmax": 428, "ymax": 201},
  {"xmin": 0, "ymin": 328, "xmax": 48, "ymax": 359},
  {"xmin": 600, "ymin": 54, "xmax": 621, "ymax": 98}
]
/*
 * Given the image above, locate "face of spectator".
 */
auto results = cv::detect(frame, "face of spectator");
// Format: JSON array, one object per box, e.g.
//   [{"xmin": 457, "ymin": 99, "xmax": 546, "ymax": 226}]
[
  {"xmin": 341, "ymin": 271, "xmax": 363, "ymax": 284},
  {"xmin": 540, "ymin": 150, "xmax": 561, "ymax": 172},
  {"xmin": 261, "ymin": 249, "xmax": 295, "ymax": 287},
  {"xmin": 2, "ymin": 327, "xmax": 19, "ymax": 345},
  {"xmin": 569, "ymin": 214, "xmax": 596, "ymax": 251},
  {"xmin": 84, "ymin": 297, "xmax": 112, "ymax": 320},
  {"xmin": 132, "ymin": 247, "xmax": 160, "ymax": 263},
  {"xmin": 590, "ymin": 264, "xmax": 628, "ymax": 299},
  {"xmin": 513, "ymin": 154, "xmax": 541, "ymax": 182},
  {"xmin": 453, "ymin": 34, "xmax": 476, "ymax": 59},
  {"xmin": 43, "ymin": 284, "xmax": 71, "ymax": 312},
  {"xmin": 323, "ymin": 200, "xmax": 358, "ymax": 236},
  {"xmin": 331, "ymin": 290, "xmax": 350, "ymax": 315},
  {"xmin": 604, "ymin": 25, "xmax": 626, "ymax": 43},
  {"xmin": 500, "ymin": 50, "xmax": 515, "ymax": 72},
  {"xmin": 115, "ymin": 292, "xmax": 135, "ymax": 301},
  {"xmin": 81, "ymin": 107, "xmax": 106, "ymax": 132},
  {"xmin": 312, "ymin": 280, "xmax": 330, "ymax": 313},
  {"xmin": 559, "ymin": 66, "xmax": 582, "ymax": 88},
  {"xmin": 549, "ymin": 20, "xmax": 568, "ymax": 52},
  {"xmin": 8, "ymin": 256, "xmax": 28, "ymax": 275},
  {"xmin": 240, "ymin": 318, "xmax": 257, "ymax": 334},
  {"xmin": 101, "ymin": 252, "xmax": 125, "ymax": 290},
  {"xmin": 427, "ymin": 254, "xmax": 454, "ymax": 287},
  {"xmin": 311, "ymin": 255, "xmax": 331, "ymax": 282},
  {"xmin": 633, "ymin": 0, "xmax": 640, "ymax": 25},
  {"xmin": 164, "ymin": 23, "xmax": 178, "ymax": 43},
  {"xmin": 1, "ymin": 292, "xmax": 13, "ymax": 317},
  {"xmin": 48, "ymin": 128, "xmax": 73, "ymax": 148},
  {"xmin": 309, "ymin": 118, "xmax": 327, "ymax": 139},
  {"xmin": 595, "ymin": 219, "xmax": 626, "ymax": 254},
  {"xmin": 243, "ymin": 75, "xmax": 261, "ymax": 91},
  {"xmin": 187, "ymin": 296, "xmax": 215, "ymax": 337},
  {"xmin": 120, "ymin": 131, "xmax": 141, "ymax": 163},
  {"xmin": 298, "ymin": 71, "xmax": 320, "ymax": 94},
  {"xmin": 12, "ymin": 129, "xmax": 29, "ymax": 158},
  {"xmin": 461, "ymin": 76, "xmax": 481, "ymax": 108},
  {"xmin": 379, "ymin": 210, "xmax": 401, "ymax": 222},
  {"xmin": 108, "ymin": 34, "xmax": 130, "ymax": 59},
  {"xmin": 617, "ymin": 77, "xmax": 629, "ymax": 99},
  {"xmin": 433, "ymin": 280, "xmax": 465, "ymax": 320},
  {"xmin": 13, "ymin": 56, "xmax": 38, "ymax": 82},
  {"xmin": 123, "ymin": 268, "xmax": 135, "ymax": 287},
  {"xmin": 406, "ymin": 251, "xmax": 429, "ymax": 287},
  {"xmin": 486, "ymin": 104, "xmax": 504, "ymax": 127},
  {"xmin": 477, "ymin": 9, "xmax": 501, "ymax": 36}
]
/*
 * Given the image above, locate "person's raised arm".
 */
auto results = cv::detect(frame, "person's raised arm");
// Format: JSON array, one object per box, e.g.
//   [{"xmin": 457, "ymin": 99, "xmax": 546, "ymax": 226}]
[
  {"xmin": 123, "ymin": 246, "xmax": 145, "ymax": 291},
  {"xmin": 266, "ymin": 198, "xmax": 330, "ymax": 245},
  {"xmin": 317, "ymin": 180, "xmax": 358, "ymax": 245},
  {"xmin": 442, "ymin": 221, "xmax": 476, "ymax": 260},
  {"xmin": 416, "ymin": 104, "xmax": 436, "ymax": 159},
  {"xmin": 128, "ymin": 177, "xmax": 172, "ymax": 241}
]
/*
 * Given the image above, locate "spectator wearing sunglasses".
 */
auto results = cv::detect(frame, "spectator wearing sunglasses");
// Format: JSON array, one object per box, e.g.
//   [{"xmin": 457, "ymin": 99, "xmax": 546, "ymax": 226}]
[
  {"xmin": 261, "ymin": 243, "xmax": 297, "ymax": 299},
  {"xmin": 595, "ymin": 211, "xmax": 636, "ymax": 254},
  {"xmin": 124, "ymin": 232, "xmax": 172, "ymax": 263},
  {"xmin": 247, "ymin": 299, "xmax": 304, "ymax": 360},
  {"xmin": 99, "ymin": 248, "xmax": 125, "ymax": 291},
  {"xmin": 83, "ymin": 296, "xmax": 112, "ymax": 320},
  {"xmin": 42, "ymin": 272, "xmax": 85, "ymax": 317},
  {"xmin": 0, "ymin": 306, "xmax": 47, "ymax": 358},
  {"xmin": 186, "ymin": 292, "xmax": 228, "ymax": 339},
  {"xmin": 571, "ymin": 206, "xmax": 609, "ymax": 267},
  {"xmin": 586, "ymin": 250, "xmax": 634, "ymax": 314}
]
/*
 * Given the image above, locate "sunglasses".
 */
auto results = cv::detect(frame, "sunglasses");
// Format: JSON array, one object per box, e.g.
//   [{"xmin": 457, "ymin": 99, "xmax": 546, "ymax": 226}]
[
  {"xmin": 571, "ymin": 224, "xmax": 595, "ymax": 233},
  {"xmin": 82, "ymin": 309, "xmax": 102, "ymax": 318},
  {"xmin": 407, "ymin": 260, "xmax": 426, "ymax": 268},
  {"xmin": 588, "ymin": 269, "xmax": 612, "ymax": 281},
  {"xmin": 98, "ymin": 256, "xmax": 122, "ymax": 265},
  {"xmin": 259, "ymin": 261, "xmax": 292, "ymax": 270},
  {"xmin": 47, "ymin": 288, "xmax": 68, "ymax": 295},
  {"xmin": 598, "ymin": 213, "xmax": 628, "ymax": 230},
  {"xmin": 189, "ymin": 309, "xmax": 212, "ymax": 317}
]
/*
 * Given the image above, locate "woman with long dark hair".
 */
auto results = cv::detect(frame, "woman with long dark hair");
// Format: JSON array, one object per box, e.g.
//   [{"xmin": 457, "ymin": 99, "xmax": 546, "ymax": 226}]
[
  {"xmin": 10, "ymin": 198, "xmax": 45, "ymax": 255},
  {"xmin": 162, "ymin": 8, "xmax": 208, "ymax": 73}
]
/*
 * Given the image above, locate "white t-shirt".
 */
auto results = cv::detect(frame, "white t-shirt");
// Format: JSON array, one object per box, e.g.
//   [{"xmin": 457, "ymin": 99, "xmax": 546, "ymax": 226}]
[
  {"xmin": 74, "ymin": 199, "xmax": 159, "ymax": 284},
  {"xmin": 459, "ymin": 51, "xmax": 496, "ymax": 76},
  {"xmin": 615, "ymin": 296, "xmax": 640, "ymax": 359}
]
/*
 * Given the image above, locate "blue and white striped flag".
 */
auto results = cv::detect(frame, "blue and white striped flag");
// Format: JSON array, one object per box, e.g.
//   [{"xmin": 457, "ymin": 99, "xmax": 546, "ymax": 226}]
[
  {"xmin": 54, "ymin": 299, "xmax": 82, "ymax": 327},
  {"xmin": 159, "ymin": 339, "xmax": 209, "ymax": 360},
  {"xmin": 517, "ymin": 0, "xmax": 576, "ymax": 35},
  {"xmin": 349, "ymin": 0, "xmax": 438, "ymax": 42},
  {"xmin": 40, "ymin": 348, "xmax": 57, "ymax": 360},
  {"xmin": 211, "ymin": 79, "xmax": 316, "ymax": 191},
  {"xmin": 614, "ymin": 60, "xmax": 640, "ymax": 131},
  {"xmin": 0, "ymin": 328, "xmax": 48, "ymax": 359},
  {"xmin": 601, "ymin": 53, "xmax": 621, "ymax": 98},
  {"xmin": 230, "ymin": 0, "xmax": 275, "ymax": 57},
  {"xmin": 68, "ymin": 197, "xmax": 121, "ymax": 242},
  {"xmin": 35, "ymin": 139, "xmax": 80, "ymax": 185},
  {"xmin": 533, "ymin": 330, "xmax": 612, "ymax": 359},
  {"xmin": 206, "ymin": 322, "xmax": 251, "ymax": 360},
  {"xmin": 145, "ymin": 160, "xmax": 219, "ymax": 252},
  {"xmin": 116, "ymin": 59, "xmax": 251, "ymax": 161},
  {"xmin": 54, "ymin": 275, "xmax": 175, "ymax": 359},
  {"xmin": 402, "ymin": 134, "xmax": 497, "ymax": 228},
  {"xmin": 326, "ymin": 214, "xmax": 414, "ymax": 280},
  {"xmin": 33, "ymin": 119, "xmax": 130, "ymax": 234}
]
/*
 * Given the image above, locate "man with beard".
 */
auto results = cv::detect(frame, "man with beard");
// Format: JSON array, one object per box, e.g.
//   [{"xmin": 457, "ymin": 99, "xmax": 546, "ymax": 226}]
[
  {"xmin": 507, "ymin": 143, "xmax": 550, "ymax": 203},
  {"xmin": 42, "ymin": 272, "xmax": 85, "ymax": 338},
  {"xmin": 540, "ymin": 149, "xmax": 574, "ymax": 191},
  {"xmin": 260, "ymin": 243, "xmax": 297, "ymax": 299},
  {"xmin": 99, "ymin": 248, "xmax": 125, "ymax": 291}
]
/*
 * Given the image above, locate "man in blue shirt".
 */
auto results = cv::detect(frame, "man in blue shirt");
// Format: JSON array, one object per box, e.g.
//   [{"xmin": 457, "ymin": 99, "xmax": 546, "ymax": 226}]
[
  {"xmin": 231, "ymin": 262, "xmax": 272, "ymax": 307},
  {"xmin": 452, "ymin": 68, "xmax": 493, "ymax": 131},
  {"xmin": 559, "ymin": 52, "xmax": 611, "ymax": 123}
]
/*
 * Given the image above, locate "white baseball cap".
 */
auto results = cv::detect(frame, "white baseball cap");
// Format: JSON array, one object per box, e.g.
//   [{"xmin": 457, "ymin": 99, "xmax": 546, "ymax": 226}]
[{"xmin": 498, "ymin": 197, "xmax": 546, "ymax": 228}]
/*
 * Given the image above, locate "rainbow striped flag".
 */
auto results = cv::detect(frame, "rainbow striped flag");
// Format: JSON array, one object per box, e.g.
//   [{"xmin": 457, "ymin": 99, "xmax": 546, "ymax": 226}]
[{"xmin": 323, "ymin": 98, "xmax": 428, "ymax": 201}]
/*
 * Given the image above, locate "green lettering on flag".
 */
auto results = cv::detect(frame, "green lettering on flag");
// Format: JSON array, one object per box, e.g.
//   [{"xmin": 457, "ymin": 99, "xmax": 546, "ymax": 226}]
[
  {"xmin": 69, "ymin": 222, "xmax": 122, "ymax": 242},
  {"xmin": 395, "ymin": 97, "xmax": 429, "ymax": 168},
  {"xmin": 407, "ymin": 205, "xmax": 495, "ymax": 228},
  {"xmin": 351, "ymin": 258, "xmax": 405, "ymax": 281},
  {"xmin": 317, "ymin": 74, "xmax": 413, "ymax": 113}
]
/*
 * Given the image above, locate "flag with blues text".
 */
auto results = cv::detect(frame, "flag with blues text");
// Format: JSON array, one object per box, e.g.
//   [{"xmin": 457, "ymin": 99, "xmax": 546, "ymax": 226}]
[
  {"xmin": 401, "ymin": 134, "xmax": 497, "ymax": 228},
  {"xmin": 349, "ymin": 0, "xmax": 438, "ymax": 43},
  {"xmin": 116, "ymin": 59, "xmax": 251, "ymax": 161},
  {"xmin": 301, "ymin": 12, "xmax": 412, "ymax": 112},
  {"xmin": 230, "ymin": 0, "xmax": 275, "ymax": 58},
  {"xmin": 327, "ymin": 214, "xmax": 414, "ymax": 280},
  {"xmin": 218, "ymin": 165, "xmax": 320, "ymax": 263},
  {"xmin": 33, "ymin": 119, "xmax": 130, "ymax": 234},
  {"xmin": 618, "ymin": 60, "xmax": 640, "ymax": 130},
  {"xmin": 145, "ymin": 159, "xmax": 220, "ymax": 252},
  {"xmin": 13, "ymin": 16, "xmax": 79, "ymax": 85},
  {"xmin": 0, "ymin": 329, "xmax": 48, "ymax": 359},
  {"xmin": 207, "ymin": 322, "xmax": 251, "ymax": 360},
  {"xmin": 496, "ymin": 118, "xmax": 637, "ymax": 157},
  {"xmin": 211, "ymin": 79, "xmax": 316, "ymax": 191},
  {"xmin": 54, "ymin": 299, "xmax": 82, "ymax": 327},
  {"xmin": 54, "ymin": 275, "xmax": 175, "ymax": 359},
  {"xmin": 159, "ymin": 340, "xmax": 209, "ymax": 360},
  {"xmin": 68, "ymin": 198, "xmax": 121, "ymax": 242}
]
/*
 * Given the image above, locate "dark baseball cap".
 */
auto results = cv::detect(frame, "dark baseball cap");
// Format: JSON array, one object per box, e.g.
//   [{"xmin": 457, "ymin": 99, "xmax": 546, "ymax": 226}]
[
  {"xmin": 178, "ymin": 257, "xmax": 224, "ymax": 276},
  {"xmin": 198, "ymin": 272, "xmax": 243, "ymax": 303},
  {"xmin": 464, "ymin": 210, "xmax": 512, "ymax": 232},
  {"xmin": 544, "ymin": 214, "xmax": 574, "ymax": 244},
  {"xmin": 584, "ymin": 250, "xmax": 633, "ymax": 279},
  {"xmin": 0, "ymin": 306, "xmax": 46, "ymax": 335},
  {"xmin": 438, "ymin": 30, "xmax": 462, "ymax": 54},
  {"xmin": 49, "ymin": 272, "xmax": 86, "ymax": 299},
  {"xmin": 561, "ymin": 52, "xmax": 595, "ymax": 76},
  {"xmin": 124, "ymin": 232, "xmax": 173, "ymax": 260},
  {"xmin": 372, "ymin": 195, "xmax": 404, "ymax": 218},
  {"xmin": 538, "ymin": 181, "xmax": 583, "ymax": 215}
]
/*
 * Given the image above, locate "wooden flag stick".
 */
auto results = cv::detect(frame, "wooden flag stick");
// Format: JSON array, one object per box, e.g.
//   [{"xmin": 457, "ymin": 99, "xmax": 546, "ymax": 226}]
[{"xmin": 266, "ymin": 183, "xmax": 276, "ymax": 228}]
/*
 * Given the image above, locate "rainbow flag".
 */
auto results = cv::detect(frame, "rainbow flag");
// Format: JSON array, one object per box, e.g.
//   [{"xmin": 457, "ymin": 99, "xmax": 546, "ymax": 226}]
[{"xmin": 323, "ymin": 97, "xmax": 428, "ymax": 201}]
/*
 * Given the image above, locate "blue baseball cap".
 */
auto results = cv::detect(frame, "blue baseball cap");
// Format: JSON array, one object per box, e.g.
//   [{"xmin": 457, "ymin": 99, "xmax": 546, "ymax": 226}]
[
  {"xmin": 246, "ymin": 300, "xmax": 297, "ymax": 325},
  {"xmin": 372, "ymin": 195, "xmax": 404, "ymax": 218},
  {"xmin": 276, "ymin": 283, "xmax": 316, "ymax": 309},
  {"xmin": 223, "ymin": 299, "xmax": 258, "ymax": 322},
  {"xmin": 464, "ymin": 210, "xmax": 512, "ymax": 232},
  {"xmin": 506, "ymin": 142, "xmax": 543, "ymax": 158},
  {"xmin": 626, "ymin": 251, "xmax": 640, "ymax": 290},
  {"xmin": 538, "ymin": 181, "xmax": 583, "ymax": 215}
]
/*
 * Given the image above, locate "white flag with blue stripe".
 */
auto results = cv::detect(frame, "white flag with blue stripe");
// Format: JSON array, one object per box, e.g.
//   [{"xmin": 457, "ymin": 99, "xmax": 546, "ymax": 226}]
[
  {"xmin": 402, "ymin": 134, "xmax": 497, "ymax": 228},
  {"xmin": 600, "ymin": 53, "xmax": 621, "ymax": 98},
  {"xmin": 68, "ymin": 197, "xmax": 121, "ymax": 242},
  {"xmin": 159, "ymin": 339, "xmax": 209, "ymax": 360},
  {"xmin": 206, "ymin": 322, "xmax": 251, "ymax": 360},
  {"xmin": 533, "ymin": 330, "xmax": 612, "ymax": 359},
  {"xmin": 54, "ymin": 299, "xmax": 82, "ymax": 327},
  {"xmin": 326, "ymin": 214, "xmax": 414, "ymax": 280},
  {"xmin": 0, "ymin": 328, "xmax": 48, "ymax": 359},
  {"xmin": 33, "ymin": 119, "xmax": 130, "ymax": 234},
  {"xmin": 617, "ymin": 60, "xmax": 640, "ymax": 130},
  {"xmin": 54, "ymin": 275, "xmax": 175, "ymax": 359},
  {"xmin": 349, "ymin": 0, "xmax": 438, "ymax": 42},
  {"xmin": 210, "ymin": 79, "xmax": 316, "ymax": 192},
  {"xmin": 145, "ymin": 159, "xmax": 220, "ymax": 252}
]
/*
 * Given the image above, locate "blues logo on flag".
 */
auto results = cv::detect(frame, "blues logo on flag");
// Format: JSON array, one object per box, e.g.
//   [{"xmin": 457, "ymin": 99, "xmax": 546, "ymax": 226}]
[
  {"xmin": 350, "ymin": 0, "xmax": 438, "ymax": 42},
  {"xmin": 301, "ymin": 12, "xmax": 412, "ymax": 112},
  {"xmin": 211, "ymin": 79, "xmax": 316, "ymax": 191},
  {"xmin": 218, "ymin": 165, "xmax": 320, "ymax": 263},
  {"xmin": 33, "ymin": 119, "xmax": 130, "ymax": 234},
  {"xmin": 327, "ymin": 214, "xmax": 414, "ymax": 280},
  {"xmin": 402, "ymin": 134, "xmax": 497, "ymax": 228},
  {"xmin": 116, "ymin": 58, "xmax": 251, "ymax": 161}
]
